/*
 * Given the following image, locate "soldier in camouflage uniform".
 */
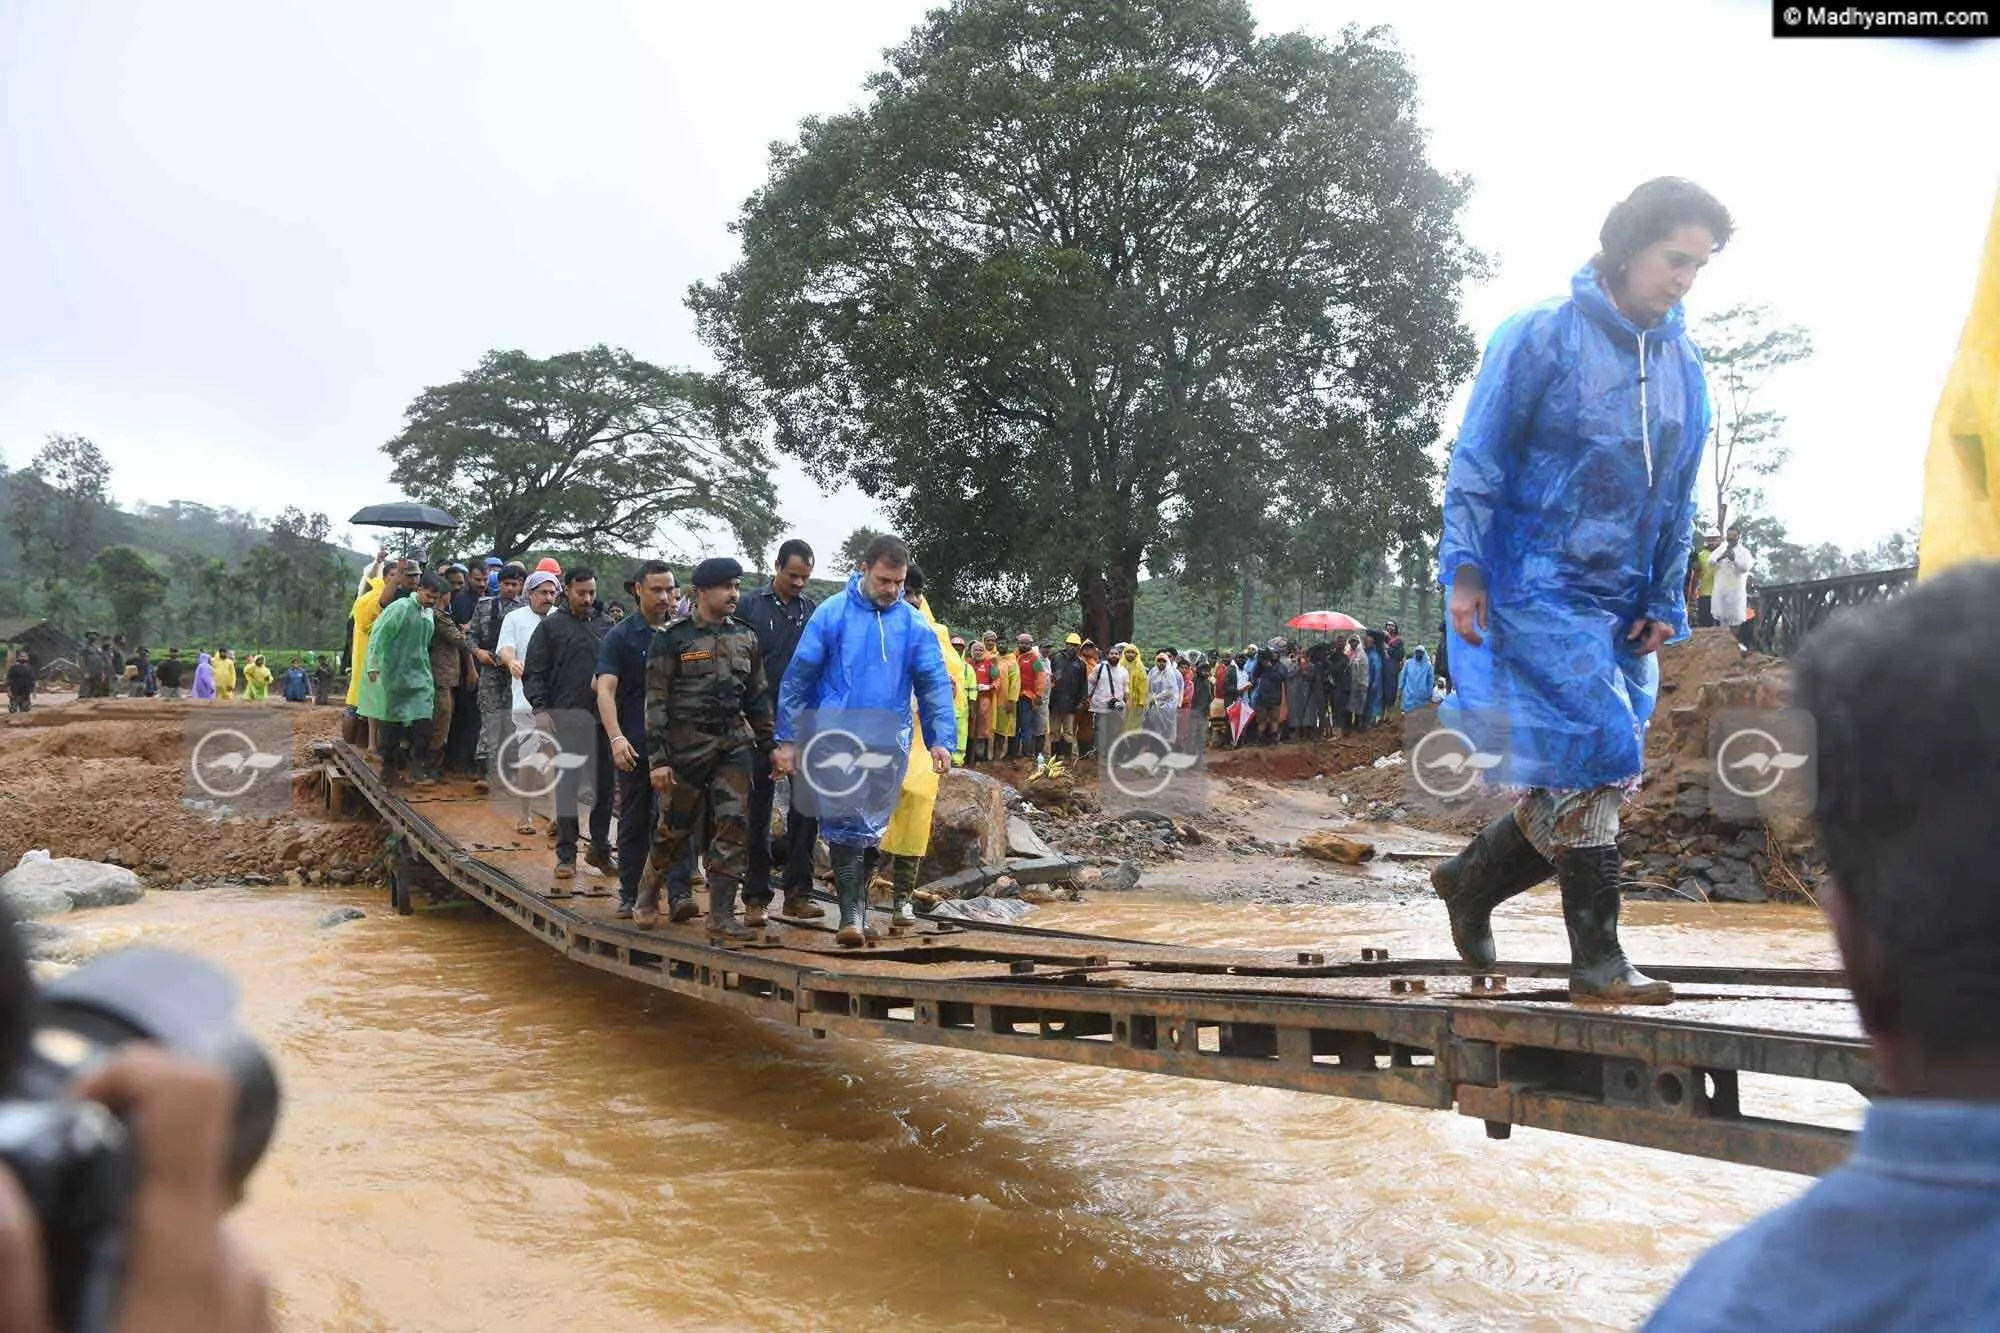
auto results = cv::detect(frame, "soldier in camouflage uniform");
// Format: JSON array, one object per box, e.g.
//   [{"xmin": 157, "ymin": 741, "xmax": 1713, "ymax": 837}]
[{"xmin": 633, "ymin": 557, "xmax": 774, "ymax": 937}]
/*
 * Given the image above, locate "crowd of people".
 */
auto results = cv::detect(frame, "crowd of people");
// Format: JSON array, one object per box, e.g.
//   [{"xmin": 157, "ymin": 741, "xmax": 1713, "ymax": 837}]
[
  {"xmin": 942, "ymin": 618, "xmax": 1442, "ymax": 765},
  {"xmin": 3, "ymin": 629, "xmax": 338, "ymax": 713}
]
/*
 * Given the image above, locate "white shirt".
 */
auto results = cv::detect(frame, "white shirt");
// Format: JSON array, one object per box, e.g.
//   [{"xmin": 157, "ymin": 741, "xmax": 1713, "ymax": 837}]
[
  {"xmin": 1711, "ymin": 543, "xmax": 1755, "ymax": 626},
  {"xmin": 1087, "ymin": 659, "xmax": 1128, "ymax": 711},
  {"xmin": 496, "ymin": 604, "xmax": 548, "ymax": 712}
]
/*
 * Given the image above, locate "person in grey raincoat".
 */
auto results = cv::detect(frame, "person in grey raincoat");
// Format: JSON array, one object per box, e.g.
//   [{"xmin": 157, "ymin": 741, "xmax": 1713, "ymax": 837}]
[{"xmin": 1431, "ymin": 178, "xmax": 1732, "ymax": 1004}]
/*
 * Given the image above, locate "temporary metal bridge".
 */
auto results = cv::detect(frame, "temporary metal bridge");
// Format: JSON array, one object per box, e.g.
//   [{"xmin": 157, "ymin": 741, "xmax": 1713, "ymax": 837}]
[{"xmin": 317, "ymin": 740, "xmax": 1870, "ymax": 1178}]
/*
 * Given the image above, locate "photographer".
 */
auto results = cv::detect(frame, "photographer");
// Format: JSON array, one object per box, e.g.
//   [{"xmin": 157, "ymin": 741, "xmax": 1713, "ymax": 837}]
[{"xmin": 0, "ymin": 912, "xmax": 274, "ymax": 1332}]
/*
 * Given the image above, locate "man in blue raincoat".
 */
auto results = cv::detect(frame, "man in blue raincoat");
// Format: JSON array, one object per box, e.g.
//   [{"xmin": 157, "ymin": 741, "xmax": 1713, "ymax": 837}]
[
  {"xmin": 773, "ymin": 533, "xmax": 957, "ymax": 947},
  {"xmin": 1431, "ymin": 178, "xmax": 1733, "ymax": 1005}
]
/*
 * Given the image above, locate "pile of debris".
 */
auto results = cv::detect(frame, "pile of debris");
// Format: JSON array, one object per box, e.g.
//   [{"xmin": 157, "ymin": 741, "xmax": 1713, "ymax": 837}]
[{"xmin": 1617, "ymin": 630, "xmax": 1824, "ymax": 905}]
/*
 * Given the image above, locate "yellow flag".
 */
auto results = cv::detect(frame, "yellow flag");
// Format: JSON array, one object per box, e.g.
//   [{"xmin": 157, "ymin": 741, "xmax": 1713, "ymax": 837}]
[{"xmin": 1919, "ymin": 187, "xmax": 2000, "ymax": 577}]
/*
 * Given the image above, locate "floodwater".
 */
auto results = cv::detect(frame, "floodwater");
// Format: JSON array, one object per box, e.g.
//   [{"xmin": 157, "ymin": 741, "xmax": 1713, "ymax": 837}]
[{"xmin": 48, "ymin": 882, "xmax": 1850, "ymax": 1332}]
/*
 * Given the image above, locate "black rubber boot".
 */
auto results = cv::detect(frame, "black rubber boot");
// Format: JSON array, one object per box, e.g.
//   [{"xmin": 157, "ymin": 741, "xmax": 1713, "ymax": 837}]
[
  {"xmin": 1429, "ymin": 811, "xmax": 1554, "ymax": 968},
  {"xmin": 830, "ymin": 845, "xmax": 868, "ymax": 947},
  {"xmin": 1557, "ymin": 845, "xmax": 1674, "ymax": 1005}
]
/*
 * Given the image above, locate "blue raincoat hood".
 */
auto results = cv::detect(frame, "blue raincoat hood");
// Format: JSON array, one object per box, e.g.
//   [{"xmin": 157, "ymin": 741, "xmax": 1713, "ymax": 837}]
[
  {"xmin": 776, "ymin": 572, "xmax": 956, "ymax": 846},
  {"xmin": 1437, "ymin": 262, "xmax": 1711, "ymax": 790}
]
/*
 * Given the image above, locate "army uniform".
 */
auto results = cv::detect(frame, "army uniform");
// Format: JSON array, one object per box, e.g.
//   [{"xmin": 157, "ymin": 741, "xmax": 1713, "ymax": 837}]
[{"xmin": 635, "ymin": 611, "xmax": 773, "ymax": 934}]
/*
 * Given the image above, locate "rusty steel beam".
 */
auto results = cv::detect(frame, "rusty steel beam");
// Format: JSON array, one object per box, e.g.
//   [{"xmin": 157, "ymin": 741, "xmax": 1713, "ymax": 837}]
[{"xmin": 317, "ymin": 741, "xmax": 1871, "ymax": 1176}]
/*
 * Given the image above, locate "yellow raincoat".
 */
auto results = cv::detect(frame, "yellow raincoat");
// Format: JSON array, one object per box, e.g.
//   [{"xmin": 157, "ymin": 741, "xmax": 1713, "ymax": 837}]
[
  {"xmin": 952, "ymin": 650, "xmax": 973, "ymax": 763},
  {"xmin": 882, "ymin": 605, "xmax": 966, "ymax": 858},
  {"xmin": 1122, "ymin": 646, "xmax": 1148, "ymax": 710},
  {"xmin": 242, "ymin": 658, "xmax": 272, "ymax": 700},
  {"xmin": 345, "ymin": 577, "xmax": 387, "ymax": 706},
  {"xmin": 213, "ymin": 653, "xmax": 237, "ymax": 700},
  {"xmin": 991, "ymin": 648, "xmax": 1020, "ymax": 740},
  {"xmin": 1920, "ymin": 188, "xmax": 2000, "ymax": 577}
]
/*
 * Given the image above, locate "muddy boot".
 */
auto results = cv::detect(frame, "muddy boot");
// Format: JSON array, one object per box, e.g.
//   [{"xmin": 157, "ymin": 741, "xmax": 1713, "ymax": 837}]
[
  {"xmin": 669, "ymin": 894, "xmax": 699, "ymax": 924},
  {"xmin": 885, "ymin": 853, "xmax": 922, "ymax": 928},
  {"xmin": 584, "ymin": 844, "xmax": 618, "ymax": 876},
  {"xmin": 743, "ymin": 898, "xmax": 769, "ymax": 929},
  {"xmin": 831, "ymin": 845, "xmax": 869, "ymax": 947},
  {"xmin": 707, "ymin": 878, "xmax": 756, "ymax": 941},
  {"xmin": 782, "ymin": 891, "xmax": 826, "ymax": 920},
  {"xmin": 632, "ymin": 859, "xmax": 663, "ymax": 930},
  {"xmin": 1558, "ymin": 845, "xmax": 1673, "ymax": 1005},
  {"xmin": 1429, "ymin": 811, "xmax": 1554, "ymax": 968}
]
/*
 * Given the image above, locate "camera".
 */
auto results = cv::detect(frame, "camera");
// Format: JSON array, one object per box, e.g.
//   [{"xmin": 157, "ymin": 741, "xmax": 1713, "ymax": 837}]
[{"xmin": 0, "ymin": 947, "xmax": 281, "ymax": 1333}]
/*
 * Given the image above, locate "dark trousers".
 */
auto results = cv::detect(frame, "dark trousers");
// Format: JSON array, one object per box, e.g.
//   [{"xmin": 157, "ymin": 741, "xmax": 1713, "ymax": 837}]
[
  {"xmin": 1696, "ymin": 594, "xmax": 1714, "ymax": 628},
  {"xmin": 554, "ymin": 724, "xmax": 614, "ymax": 864},
  {"xmin": 744, "ymin": 752, "xmax": 818, "ymax": 906},
  {"xmin": 616, "ymin": 758, "xmax": 694, "ymax": 911},
  {"xmin": 380, "ymin": 718, "xmax": 432, "ymax": 778}
]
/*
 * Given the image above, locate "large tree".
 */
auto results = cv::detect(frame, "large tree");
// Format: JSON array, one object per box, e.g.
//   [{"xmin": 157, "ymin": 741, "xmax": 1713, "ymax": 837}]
[
  {"xmin": 1695, "ymin": 304, "xmax": 1814, "ymax": 534},
  {"xmin": 692, "ymin": 0, "xmax": 1480, "ymax": 644},
  {"xmin": 9, "ymin": 433, "xmax": 112, "ymax": 617},
  {"xmin": 87, "ymin": 545, "xmax": 171, "ymax": 641},
  {"xmin": 383, "ymin": 345, "xmax": 779, "ymax": 563}
]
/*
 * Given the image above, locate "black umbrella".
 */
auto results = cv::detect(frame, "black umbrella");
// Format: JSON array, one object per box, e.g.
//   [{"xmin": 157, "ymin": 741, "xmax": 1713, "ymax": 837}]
[{"xmin": 348, "ymin": 502, "xmax": 460, "ymax": 531}]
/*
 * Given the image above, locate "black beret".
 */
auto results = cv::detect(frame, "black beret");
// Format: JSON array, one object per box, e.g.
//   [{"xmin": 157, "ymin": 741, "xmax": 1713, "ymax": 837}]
[{"xmin": 691, "ymin": 556, "xmax": 744, "ymax": 589}]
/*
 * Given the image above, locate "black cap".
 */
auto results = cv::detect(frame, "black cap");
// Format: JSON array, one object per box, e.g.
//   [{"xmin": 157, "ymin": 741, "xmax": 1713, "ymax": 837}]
[{"xmin": 691, "ymin": 556, "xmax": 744, "ymax": 589}]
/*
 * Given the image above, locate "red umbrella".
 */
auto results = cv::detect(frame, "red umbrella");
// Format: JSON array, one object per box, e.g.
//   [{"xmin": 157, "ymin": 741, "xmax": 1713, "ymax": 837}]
[{"xmin": 1286, "ymin": 610, "xmax": 1365, "ymax": 632}]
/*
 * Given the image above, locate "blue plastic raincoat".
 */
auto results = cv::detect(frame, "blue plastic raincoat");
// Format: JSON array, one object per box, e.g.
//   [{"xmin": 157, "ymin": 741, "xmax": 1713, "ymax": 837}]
[
  {"xmin": 777, "ymin": 573, "xmax": 957, "ymax": 848},
  {"xmin": 1438, "ymin": 263, "xmax": 1710, "ymax": 790},
  {"xmin": 1398, "ymin": 650, "xmax": 1435, "ymax": 713}
]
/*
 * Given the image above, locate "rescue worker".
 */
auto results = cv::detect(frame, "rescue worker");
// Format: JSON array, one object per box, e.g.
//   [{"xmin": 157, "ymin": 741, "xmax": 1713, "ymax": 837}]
[
  {"xmin": 773, "ymin": 535, "xmax": 955, "ymax": 948},
  {"xmin": 877, "ymin": 566, "xmax": 967, "ymax": 927},
  {"xmin": 212, "ymin": 648, "xmax": 237, "ymax": 701},
  {"xmin": 633, "ymin": 557, "xmax": 773, "ymax": 937},
  {"xmin": 1434, "ymin": 177, "xmax": 1731, "ymax": 1005},
  {"xmin": 1048, "ymin": 634, "xmax": 1086, "ymax": 758}
]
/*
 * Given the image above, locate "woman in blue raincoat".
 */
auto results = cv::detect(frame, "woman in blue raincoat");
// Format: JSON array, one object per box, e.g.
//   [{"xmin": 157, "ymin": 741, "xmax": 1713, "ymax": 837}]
[
  {"xmin": 1431, "ymin": 178, "xmax": 1732, "ymax": 1006},
  {"xmin": 772, "ymin": 537, "xmax": 956, "ymax": 947},
  {"xmin": 1398, "ymin": 646, "xmax": 1435, "ymax": 714}
]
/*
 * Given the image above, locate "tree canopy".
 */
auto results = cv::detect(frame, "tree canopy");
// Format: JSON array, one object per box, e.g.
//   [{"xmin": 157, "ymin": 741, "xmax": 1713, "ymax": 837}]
[
  {"xmin": 693, "ymin": 0, "xmax": 1481, "ymax": 643},
  {"xmin": 383, "ymin": 345, "xmax": 780, "ymax": 565},
  {"xmin": 1695, "ymin": 304, "xmax": 1814, "ymax": 534}
]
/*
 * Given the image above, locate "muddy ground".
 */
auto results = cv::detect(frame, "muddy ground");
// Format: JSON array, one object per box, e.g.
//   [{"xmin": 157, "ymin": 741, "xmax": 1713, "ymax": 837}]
[
  {"xmin": 3, "ymin": 629, "xmax": 1796, "ymax": 909},
  {"xmin": 0, "ymin": 698, "xmax": 385, "ymax": 885}
]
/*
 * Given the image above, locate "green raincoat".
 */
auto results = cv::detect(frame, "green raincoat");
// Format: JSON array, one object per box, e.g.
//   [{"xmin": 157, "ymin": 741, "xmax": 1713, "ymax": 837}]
[{"xmin": 358, "ymin": 595, "xmax": 436, "ymax": 724}]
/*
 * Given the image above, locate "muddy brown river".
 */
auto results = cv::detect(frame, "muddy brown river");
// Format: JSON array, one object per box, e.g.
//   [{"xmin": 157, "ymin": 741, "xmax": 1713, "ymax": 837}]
[{"xmin": 51, "ymin": 883, "xmax": 1849, "ymax": 1331}]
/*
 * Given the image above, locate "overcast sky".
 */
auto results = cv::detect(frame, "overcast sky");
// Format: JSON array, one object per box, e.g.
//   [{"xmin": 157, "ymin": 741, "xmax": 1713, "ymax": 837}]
[{"xmin": 3, "ymin": 0, "xmax": 1994, "ymax": 569}]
